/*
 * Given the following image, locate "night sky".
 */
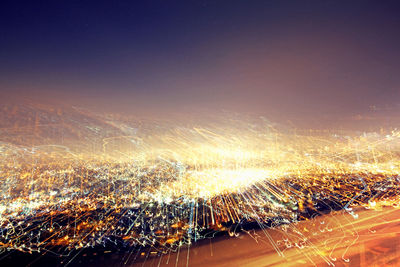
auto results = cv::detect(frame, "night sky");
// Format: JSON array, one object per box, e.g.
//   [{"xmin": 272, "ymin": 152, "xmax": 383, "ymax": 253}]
[{"xmin": 1, "ymin": 1, "xmax": 400, "ymax": 123}]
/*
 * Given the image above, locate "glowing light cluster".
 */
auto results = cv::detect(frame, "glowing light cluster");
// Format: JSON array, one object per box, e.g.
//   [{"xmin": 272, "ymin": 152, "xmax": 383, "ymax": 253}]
[{"xmin": 0, "ymin": 111, "xmax": 399, "ymax": 265}]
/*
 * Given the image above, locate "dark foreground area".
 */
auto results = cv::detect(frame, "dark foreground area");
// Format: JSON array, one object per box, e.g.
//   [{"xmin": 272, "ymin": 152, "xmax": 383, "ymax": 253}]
[{"xmin": 2, "ymin": 207, "xmax": 399, "ymax": 267}]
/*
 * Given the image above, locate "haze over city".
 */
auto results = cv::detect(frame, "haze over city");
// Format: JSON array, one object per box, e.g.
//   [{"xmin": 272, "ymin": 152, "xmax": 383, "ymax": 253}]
[{"xmin": 1, "ymin": 1, "xmax": 399, "ymax": 126}]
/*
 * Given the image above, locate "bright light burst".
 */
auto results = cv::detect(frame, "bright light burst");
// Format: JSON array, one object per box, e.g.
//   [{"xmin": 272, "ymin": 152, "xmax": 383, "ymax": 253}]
[{"xmin": 0, "ymin": 109, "xmax": 399, "ymax": 265}]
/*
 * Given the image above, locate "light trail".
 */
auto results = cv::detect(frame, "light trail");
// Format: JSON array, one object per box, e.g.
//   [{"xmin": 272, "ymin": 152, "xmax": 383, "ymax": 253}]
[{"xmin": 0, "ymin": 112, "xmax": 399, "ymax": 265}]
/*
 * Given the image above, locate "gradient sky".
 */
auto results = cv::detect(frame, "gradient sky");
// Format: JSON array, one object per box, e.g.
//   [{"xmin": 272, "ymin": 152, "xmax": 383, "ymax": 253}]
[{"xmin": 1, "ymin": 1, "xmax": 399, "ymax": 123}]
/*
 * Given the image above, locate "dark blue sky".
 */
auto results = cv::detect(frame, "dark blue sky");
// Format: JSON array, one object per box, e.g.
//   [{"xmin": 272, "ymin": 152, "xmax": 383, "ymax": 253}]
[{"xmin": 1, "ymin": 1, "xmax": 400, "ymax": 121}]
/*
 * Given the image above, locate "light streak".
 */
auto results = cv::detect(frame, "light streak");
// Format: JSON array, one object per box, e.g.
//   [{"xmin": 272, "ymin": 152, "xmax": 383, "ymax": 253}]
[{"xmin": 0, "ymin": 109, "xmax": 399, "ymax": 265}]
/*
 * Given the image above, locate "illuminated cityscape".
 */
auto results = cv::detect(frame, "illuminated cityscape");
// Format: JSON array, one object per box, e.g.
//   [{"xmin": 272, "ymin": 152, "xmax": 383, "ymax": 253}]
[{"xmin": 1, "ymin": 1, "xmax": 400, "ymax": 266}]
